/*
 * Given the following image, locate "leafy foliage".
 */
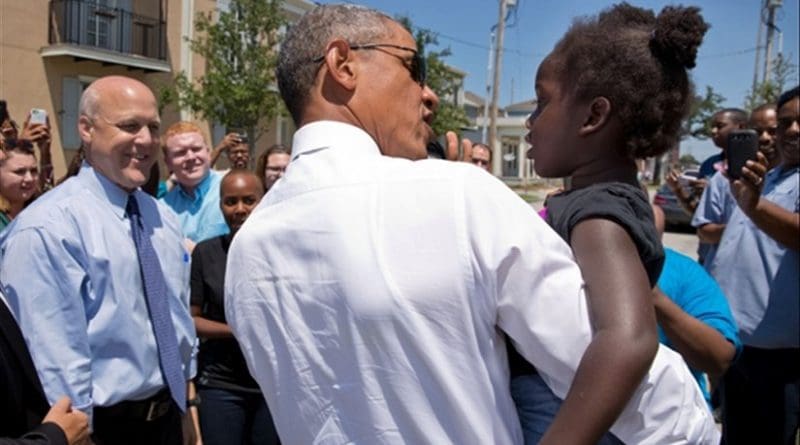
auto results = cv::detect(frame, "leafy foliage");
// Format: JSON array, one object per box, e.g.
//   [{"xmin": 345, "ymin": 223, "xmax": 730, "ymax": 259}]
[
  {"xmin": 681, "ymin": 85, "xmax": 726, "ymax": 140},
  {"xmin": 744, "ymin": 53, "xmax": 798, "ymax": 110},
  {"xmin": 397, "ymin": 17, "xmax": 470, "ymax": 137},
  {"xmin": 161, "ymin": 0, "xmax": 285, "ymax": 143}
]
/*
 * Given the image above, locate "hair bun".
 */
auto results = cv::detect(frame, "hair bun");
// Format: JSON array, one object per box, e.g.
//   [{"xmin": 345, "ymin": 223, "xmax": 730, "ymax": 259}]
[{"xmin": 650, "ymin": 6, "xmax": 709, "ymax": 69}]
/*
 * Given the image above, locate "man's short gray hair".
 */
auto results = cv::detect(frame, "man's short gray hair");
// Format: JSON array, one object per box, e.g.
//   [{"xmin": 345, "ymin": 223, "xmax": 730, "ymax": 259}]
[
  {"xmin": 78, "ymin": 85, "xmax": 101, "ymax": 119},
  {"xmin": 277, "ymin": 4, "xmax": 393, "ymax": 125}
]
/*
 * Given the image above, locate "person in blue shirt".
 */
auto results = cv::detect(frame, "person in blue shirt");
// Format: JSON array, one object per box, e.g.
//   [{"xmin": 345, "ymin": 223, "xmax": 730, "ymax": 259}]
[
  {"xmin": 711, "ymin": 86, "xmax": 799, "ymax": 445},
  {"xmin": 651, "ymin": 204, "xmax": 741, "ymax": 405},
  {"xmin": 161, "ymin": 121, "xmax": 229, "ymax": 247},
  {"xmin": 0, "ymin": 76, "xmax": 197, "ymax": 445}
]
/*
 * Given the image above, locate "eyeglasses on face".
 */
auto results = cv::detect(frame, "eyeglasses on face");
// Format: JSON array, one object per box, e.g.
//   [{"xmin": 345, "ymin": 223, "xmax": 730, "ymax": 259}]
[{"xmin": 312, "ymin": 43, "xmax": 427, "ymax": 86}]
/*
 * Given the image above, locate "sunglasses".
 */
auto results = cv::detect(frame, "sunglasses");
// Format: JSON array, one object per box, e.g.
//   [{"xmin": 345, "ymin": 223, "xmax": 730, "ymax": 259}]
[{"xmin": 313, "ymin": 43, "xmax": 427, "ymax": 86}]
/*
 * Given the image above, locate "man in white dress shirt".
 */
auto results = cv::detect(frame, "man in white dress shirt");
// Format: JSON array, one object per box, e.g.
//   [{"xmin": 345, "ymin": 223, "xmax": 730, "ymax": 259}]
[{"xmin": 224, "ymin": 4, "xmax": 718, "ymax": 444}]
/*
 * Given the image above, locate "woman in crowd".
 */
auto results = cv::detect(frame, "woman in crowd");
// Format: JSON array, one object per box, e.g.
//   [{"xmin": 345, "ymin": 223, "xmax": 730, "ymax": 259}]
[
  {"xmin": 190, "ymin": 170, "xmax": 280, "ymax": 445},
  {"xmin": 0, "ymin": 139, "xmax": 39, "ymax": 231}
]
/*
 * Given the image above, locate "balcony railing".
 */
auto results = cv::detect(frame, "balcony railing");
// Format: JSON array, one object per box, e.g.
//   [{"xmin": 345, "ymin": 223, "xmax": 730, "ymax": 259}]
[{"xmin": 49, "ymin": 0, "xmax": 166, "ymax": 61}]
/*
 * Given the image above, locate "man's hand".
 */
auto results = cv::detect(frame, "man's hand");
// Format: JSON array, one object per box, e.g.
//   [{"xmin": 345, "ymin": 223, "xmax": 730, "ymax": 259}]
[
  {"xmin": 42, "ymin": 397, "xmax": 90, "ymax": 445},
  {"xmin": 444, "ymin": 131, "xmax": 473, "ymax": 162},
  {"xmin": 730, "ymin": 151, "xmax": 769, "ymax": 214},
  {"xmin": 213, "ymin": 133, "xmax": 242, "ymax": 154}
]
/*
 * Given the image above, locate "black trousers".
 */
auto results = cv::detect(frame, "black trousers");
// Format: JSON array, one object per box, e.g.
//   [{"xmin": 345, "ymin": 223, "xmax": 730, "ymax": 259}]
[
  {"xmin": 721, "ymin": 346, "xmax": 800, "ymax": 445},
  {"xmin": 92, "ymin": 400, "xmax": 183, "ymax": 445}
]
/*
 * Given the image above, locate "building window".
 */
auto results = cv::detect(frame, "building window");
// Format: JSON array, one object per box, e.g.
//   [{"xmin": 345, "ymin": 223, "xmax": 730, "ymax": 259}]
[{"xmin": 61, "ymin": 76, "xmax": 94, "ymax": 150}]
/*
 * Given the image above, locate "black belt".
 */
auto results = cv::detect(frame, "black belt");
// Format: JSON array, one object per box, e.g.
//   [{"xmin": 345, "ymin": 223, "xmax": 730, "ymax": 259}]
[{"xmin": 95, "ymin": 388, "xmax": 174, "ymax": 422}]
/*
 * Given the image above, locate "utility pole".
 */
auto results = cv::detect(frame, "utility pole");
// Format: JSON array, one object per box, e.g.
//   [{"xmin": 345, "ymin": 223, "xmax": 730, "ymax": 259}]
[
  {"xmin": 488, "ymin": 0, "xmax": 510, "ymax": 175},
  {"xmin": 481, "ymin": 27, "xmax": 496, "ymax": 144},
  {"xmin": 751, "ymin": 0, "xmax": 766, "ymax": 94}
]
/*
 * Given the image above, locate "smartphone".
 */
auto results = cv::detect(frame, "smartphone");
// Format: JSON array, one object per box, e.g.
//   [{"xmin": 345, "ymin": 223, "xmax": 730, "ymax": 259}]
[
  {"xmin": 29, "ymin": 108, "xmax": 47, "ymax": 125},
  {"xmin": 727, "ymin": 129, "xmax": 758, "ymax": 180},
  {"xmin": 0, "ymin": 100, "xmax": 8, "ymax": 121}
]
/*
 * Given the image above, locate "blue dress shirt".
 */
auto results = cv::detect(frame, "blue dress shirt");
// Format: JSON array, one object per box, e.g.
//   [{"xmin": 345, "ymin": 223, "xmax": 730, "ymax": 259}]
[
  {"xmin": 691, "ymin": 171, "xmax": 737, "ymax": 269},
  {"xmin": 0, "ymin": 163, "xmax": 197, "ymax": 426},
  {"xmin": 709, "ymin": 166, "xmax": 799, "ymax": 348},
  {"xmin": 657, "ymin": 248, "xmax": 742, "ymax": 403},
  {"xmin": 161, "ymin": 170, "xmax": 229, "ymax": 243}
]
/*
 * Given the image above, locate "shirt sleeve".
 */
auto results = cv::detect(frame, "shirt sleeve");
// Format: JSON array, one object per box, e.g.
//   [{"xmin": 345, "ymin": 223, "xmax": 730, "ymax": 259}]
[
  {"xmin": 0, "ymin": 228, "xmax": 94, "ymax": 423},
  {"xmin": 692, "ymin": 173, "xmax": 726, "ymax": 227}
]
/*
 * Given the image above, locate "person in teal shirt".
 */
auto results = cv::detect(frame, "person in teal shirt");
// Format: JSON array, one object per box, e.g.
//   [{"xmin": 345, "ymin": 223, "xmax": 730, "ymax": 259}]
[{"xmin": 161, "ymin": 121, "xmax": 229, "ymax": 246}]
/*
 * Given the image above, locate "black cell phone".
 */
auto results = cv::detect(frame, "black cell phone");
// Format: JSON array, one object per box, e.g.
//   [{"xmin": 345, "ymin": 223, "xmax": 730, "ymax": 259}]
[
  {"xmin": 0, "ymin": 100, "xmax": 8, "ymax": 121},
  {"xmin": 727, "ymin": 129, "xmax": 758, "ymax": 180}
]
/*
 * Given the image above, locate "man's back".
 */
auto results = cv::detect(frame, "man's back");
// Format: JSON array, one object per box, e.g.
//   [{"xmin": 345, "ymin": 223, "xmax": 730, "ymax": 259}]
[{"xmin": 226, "ymin": 122, "xmax": 717, "ymax": 444}]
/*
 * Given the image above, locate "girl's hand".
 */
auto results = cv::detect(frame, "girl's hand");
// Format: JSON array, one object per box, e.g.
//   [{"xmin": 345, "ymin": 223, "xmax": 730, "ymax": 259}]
[{"xmin": 730, "ymin": 151, "xmax": 769, "ymax": 214}]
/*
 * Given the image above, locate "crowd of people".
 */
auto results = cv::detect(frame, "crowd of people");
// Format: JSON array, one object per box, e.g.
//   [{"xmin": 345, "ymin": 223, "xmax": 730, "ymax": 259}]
[{"xmin": 0, "ymin": 2, "xmax": 797, "ymax": 445}]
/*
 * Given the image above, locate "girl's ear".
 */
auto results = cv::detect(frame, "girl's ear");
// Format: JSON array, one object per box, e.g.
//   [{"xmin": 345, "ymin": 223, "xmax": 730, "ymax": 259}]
[{"xmin": 579, "ymin": 96, "xmax": 613, "ymax": 136}]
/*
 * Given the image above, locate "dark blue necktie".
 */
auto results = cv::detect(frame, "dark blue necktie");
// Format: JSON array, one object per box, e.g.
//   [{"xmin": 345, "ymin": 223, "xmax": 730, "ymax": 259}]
[{"xmin": 127, "ymin": 194, "xmax": 186, "ymax": 413}]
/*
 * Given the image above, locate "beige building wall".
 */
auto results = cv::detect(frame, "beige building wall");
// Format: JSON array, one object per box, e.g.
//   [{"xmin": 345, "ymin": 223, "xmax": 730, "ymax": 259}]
[{"xmin": 0, "ymin": 0, "xmax": 312, "ymax": 178}]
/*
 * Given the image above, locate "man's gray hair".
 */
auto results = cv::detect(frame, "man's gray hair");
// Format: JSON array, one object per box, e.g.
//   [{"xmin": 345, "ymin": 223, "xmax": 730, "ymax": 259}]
[
  {"xmin": 277, "ymin": 4, "xmax": 393, "ymax": 125},
  {"xmin": 78, "ymin": 84, "xmax": 101, "ymax": 119}
]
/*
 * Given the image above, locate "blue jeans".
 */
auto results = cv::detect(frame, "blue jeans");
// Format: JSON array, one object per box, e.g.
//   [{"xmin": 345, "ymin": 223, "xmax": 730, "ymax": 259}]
[
  {"xmin": 197, "ymin": 386, "xmax": 280, "ymax": 445},
  {"xmin": 510, "ymin": 373, "xmax": 623, "ymax": 445}
]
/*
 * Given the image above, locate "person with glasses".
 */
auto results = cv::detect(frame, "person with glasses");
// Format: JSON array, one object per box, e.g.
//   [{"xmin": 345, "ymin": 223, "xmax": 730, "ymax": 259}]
[
  {"xmin": 224, "ymin": 4, "xmax": 714, "ymax": 444},
  {"xmin": 254, "ymin": 144, "xmax": 291, "ymax": 193}
]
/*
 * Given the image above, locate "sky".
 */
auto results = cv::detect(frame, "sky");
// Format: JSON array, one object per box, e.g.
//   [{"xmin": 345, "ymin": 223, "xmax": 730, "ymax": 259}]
[{"xmin": 315, "ymin": 0, "xmax": 800, "ymax": 162}]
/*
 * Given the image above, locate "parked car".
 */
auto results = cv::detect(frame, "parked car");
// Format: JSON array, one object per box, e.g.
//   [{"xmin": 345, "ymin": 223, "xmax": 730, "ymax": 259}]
[{"xmin": 653, "ymin": 169, "xmax": 699, "ymax": 229}]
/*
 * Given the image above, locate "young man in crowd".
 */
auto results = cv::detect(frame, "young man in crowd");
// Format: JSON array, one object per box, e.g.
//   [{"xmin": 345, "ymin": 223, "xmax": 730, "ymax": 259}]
[{"xmin": 162, "ymin": 122, "xmax": 229, "ymax": 246}]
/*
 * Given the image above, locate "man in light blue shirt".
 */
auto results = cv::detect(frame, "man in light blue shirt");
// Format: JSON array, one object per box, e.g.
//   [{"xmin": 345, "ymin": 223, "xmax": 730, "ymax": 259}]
[
  {"xmin": 691, "ymin": 170, "xmax": 736, "ymax": 268},
  {"xmin": 0, "ymin": 76, "xmax": 197, "ymax": 444},
  {"xmin": 710, "ymin": 86, "xmax": 799, "ymax": 445},
  {"xmin": 161, "ymin": 121, "xmax": 229, "ymax": 246}
]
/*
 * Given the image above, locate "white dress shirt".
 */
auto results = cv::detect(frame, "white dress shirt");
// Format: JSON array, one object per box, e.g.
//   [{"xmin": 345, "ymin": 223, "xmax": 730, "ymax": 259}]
[{"xmin": 225, "ymin": 121, "xmax": 718, "ymax": 444}]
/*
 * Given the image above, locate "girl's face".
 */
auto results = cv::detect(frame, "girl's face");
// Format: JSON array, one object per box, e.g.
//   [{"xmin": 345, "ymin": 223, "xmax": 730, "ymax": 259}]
[
  {"xmin": 525, "ymin": 57, "xmax": 585, "ymax": 178},
  {"xmin": 0, "ymin": 151, "xmax": 38, "ymax": 205}
]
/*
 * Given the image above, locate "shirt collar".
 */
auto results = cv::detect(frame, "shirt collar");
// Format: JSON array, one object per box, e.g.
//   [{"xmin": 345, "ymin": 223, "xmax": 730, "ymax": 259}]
[
  {"xmin": 177, "ymin": 170, "xmax": 214, "ymax": 201},
  {"xmin": 766, "ymin": 164, "xmax": 799, "ymax": 185},
  {"xmin": 291, "ymin": 121, "xmax": 381, "ymax": 161},
  {"xmin": 78, "ymin": 162, "xmax": 134, "ymax": 220}
]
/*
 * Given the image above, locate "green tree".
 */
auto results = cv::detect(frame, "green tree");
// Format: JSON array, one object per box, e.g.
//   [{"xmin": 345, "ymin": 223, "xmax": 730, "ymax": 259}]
[
  {"xmin": 649, "ymin": 86, "xmax": 724, "ymax": 185},
  {"xmin": 160, "ymin": 0, "xmax": 285, "ymax": 149},
  {"xmin": 744, "ymin": 53, "xmax": 798, "ymax": 110},
  {"xmin": 678, "ymin": 154, "xmax": 699, "ymax": 169},
  {"xmin": 397, "ymin": 17, "xmax": 470, "ymax": 137},
  {"xmin": 682, "ymin": 85, "xmax": 726, "ymax": 140}
]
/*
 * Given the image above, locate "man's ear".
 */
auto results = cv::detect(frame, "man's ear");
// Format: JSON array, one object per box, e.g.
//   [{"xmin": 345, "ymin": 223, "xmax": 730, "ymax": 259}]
[
  {"xmin": 579, "ymin": 96, "xmax": 613, "ymax": 136},
  {"xmin": 78, "ymin": 115, "xmax": 93, "ymax": 145},
  {"xmin": 323, "ymin": 39, "xmax": 358, "ymax": 91}
]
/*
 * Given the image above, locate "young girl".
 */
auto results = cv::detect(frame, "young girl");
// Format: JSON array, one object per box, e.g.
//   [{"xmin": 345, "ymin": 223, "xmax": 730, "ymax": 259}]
[{"xmin": 510, "ymin": 3, "xmax": 709, "ymax": 443}]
